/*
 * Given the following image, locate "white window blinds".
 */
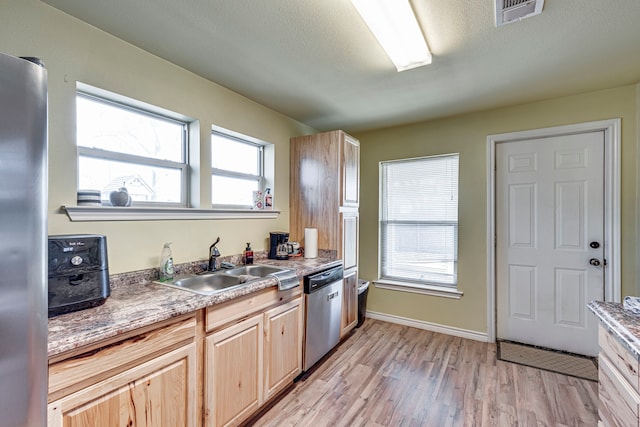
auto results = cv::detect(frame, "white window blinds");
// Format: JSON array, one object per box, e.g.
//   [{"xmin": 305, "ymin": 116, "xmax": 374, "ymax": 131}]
[{"xmin": 380, "ymin": 154, "xmax": 459, "ymax": 287}]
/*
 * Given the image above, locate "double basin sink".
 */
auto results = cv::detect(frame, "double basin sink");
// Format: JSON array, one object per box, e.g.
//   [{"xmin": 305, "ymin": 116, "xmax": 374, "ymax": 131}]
[{"xmin": 153, "ymin": 264, "xmax": 290, "ymax": 296}]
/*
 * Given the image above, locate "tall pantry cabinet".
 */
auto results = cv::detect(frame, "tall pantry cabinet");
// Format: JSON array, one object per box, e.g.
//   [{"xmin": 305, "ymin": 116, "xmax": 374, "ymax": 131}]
[{"xmin": 290, "ymin": 130, "xmax": 360, "ymax": 338}]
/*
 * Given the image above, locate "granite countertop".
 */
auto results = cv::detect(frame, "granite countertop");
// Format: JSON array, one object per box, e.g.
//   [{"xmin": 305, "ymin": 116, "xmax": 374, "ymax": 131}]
[
  {"xmin": 589, "ymin": 300, "xmax": 640, "ymax": 359},
  {"xmin": 48, "ymin": 256, "xmax": 341, "ymax": 359}
]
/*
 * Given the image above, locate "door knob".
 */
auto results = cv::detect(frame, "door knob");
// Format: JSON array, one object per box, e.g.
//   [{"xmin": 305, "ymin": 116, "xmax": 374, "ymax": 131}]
[
  {"xmin": 590, "ymin": 241, "xmax": 600, "ymax": 249},
  {"xmin": 589, "ymin": 258, "xmax": 601, "ymax": 267}
]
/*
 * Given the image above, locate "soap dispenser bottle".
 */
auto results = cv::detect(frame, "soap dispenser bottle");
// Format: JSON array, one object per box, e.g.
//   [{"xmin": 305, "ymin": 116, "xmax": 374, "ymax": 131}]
[
  {"xmin": 264, "ymin": 188, "xmax": 273, "ymax": 209},
  {"xmin": 244, "ymin": 242, "xmax": 254, "ymax": 265},
  {"xmin": 159, "ymin": 242, "xmax": 175, "ymax": 281}
]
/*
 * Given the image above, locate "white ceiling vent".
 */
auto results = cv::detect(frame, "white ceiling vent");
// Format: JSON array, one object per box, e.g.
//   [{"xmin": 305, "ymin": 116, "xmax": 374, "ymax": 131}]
[{"xmin": 496, "ymin": 0, "xmax": 544, "ymax": 26}]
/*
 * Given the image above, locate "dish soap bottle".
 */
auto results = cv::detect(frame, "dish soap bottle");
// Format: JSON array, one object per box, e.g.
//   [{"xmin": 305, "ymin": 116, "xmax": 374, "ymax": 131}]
[
  {"xmin": 159, "ymin": 242, "xmax": 175, "ymax": 281},
  {"xmin": 244, "ymin": 242, "xmax": 254, "ymax": 265}
]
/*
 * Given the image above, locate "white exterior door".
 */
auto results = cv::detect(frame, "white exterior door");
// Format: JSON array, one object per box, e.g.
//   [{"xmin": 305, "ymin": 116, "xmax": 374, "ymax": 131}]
[{"xmin": 496, "ymin": 131, "xmax": 604, "ymax": 356}]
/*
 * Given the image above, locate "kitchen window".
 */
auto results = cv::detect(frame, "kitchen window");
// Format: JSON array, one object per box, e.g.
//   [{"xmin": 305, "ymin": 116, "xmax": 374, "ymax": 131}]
[
  {"xmin": 378, "ymin": 154, "xmax": 461, "ymax": 297},
  {"xmin": 76, "ymin": 89, "xmax": 188, "ymax": 207},
  {"xmin": 211, "ymin": 126, "xmax": 268, "ymax": 209}
]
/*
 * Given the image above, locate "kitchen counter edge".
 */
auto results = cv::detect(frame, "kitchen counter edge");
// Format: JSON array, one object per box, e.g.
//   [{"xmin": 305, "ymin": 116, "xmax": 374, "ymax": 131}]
[
  {"xmin": 48, "ymin": 258, "xmax": 341, "ymax": 358},
  {"xmin": 588, "ymin": 300, "xmax": 640, "ymax": 360}
]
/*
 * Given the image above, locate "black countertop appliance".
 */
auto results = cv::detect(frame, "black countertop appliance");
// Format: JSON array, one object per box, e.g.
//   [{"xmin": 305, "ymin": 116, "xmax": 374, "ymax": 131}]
[
  {"xmin": 48, "ymin": 234, "xmax": 110, "ymax": 317},
  {"xmin": 268, "ymin": 231, "xmax": 289, "ymax": 260}
]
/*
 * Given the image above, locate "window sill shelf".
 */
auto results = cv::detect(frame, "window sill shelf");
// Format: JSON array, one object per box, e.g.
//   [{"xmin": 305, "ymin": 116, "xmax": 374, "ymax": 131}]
[
  {"xmin": 61, "ymin": 205, "xmax": 281, "ymax": 222},
  {"xmin": 374, "ymin": 279, "xmax": 463, "ymax": 300}
]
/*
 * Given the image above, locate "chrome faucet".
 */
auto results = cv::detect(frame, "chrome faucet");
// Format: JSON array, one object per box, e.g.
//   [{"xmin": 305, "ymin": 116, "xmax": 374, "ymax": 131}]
[{"xmin": 208, "ymin": 237, "xmax": 221, "ymax": 271}]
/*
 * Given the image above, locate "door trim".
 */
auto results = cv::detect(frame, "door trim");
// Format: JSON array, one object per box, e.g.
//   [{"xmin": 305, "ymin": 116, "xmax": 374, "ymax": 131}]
[{"xmin": 486, "ymin": 119, "xmax": 621, "ymax": 343}]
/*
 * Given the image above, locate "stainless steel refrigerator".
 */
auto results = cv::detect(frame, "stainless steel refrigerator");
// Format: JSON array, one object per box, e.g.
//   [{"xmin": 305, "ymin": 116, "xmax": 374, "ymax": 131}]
[{"xmin": 0, "ymin": 53, "xmax": 48, "ymax": 426}]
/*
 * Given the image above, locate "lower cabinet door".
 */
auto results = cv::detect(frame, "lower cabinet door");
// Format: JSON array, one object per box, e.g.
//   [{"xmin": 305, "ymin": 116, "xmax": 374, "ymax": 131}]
[
  {"xmin": 47, "ymin": 344, "xmax": 197, "ymax": 427},
  {"xmin": 263, "ymin": 297, "xmax": 303, "ymax": 401},
  {"xmin": 599, "ymin": 354, "xmax": 640, "ymax": 427},
  {"xmin": 341, "ymin": 269, "xmax": 358, "ymax": 337},
  {"xmin": 205, "ymin": 314, "xmax": 263, "ymax": 427}
]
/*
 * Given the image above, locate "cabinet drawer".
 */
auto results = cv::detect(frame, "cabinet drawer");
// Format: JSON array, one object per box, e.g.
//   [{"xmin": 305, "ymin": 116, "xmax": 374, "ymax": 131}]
[
  {"xmin": 600, "ymin": 325, "xmax": 640, "ymax": 392},
  {"xmin": 599, "ymin": 354, "xmax": 640, "ymax": 427},
  {"xmin": 49, "ymin": 315, "xmax": 196, "ymax": 402},
  {"xmin": 206, "ymin": 286, "xmax": 301, "ymax": 332}
]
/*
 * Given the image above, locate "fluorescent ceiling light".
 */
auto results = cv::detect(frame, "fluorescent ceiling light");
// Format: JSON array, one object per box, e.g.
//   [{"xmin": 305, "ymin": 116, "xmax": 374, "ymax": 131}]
[{"xmin": 351, "ymin": 0, "xmax": 431, "ymax": 72}]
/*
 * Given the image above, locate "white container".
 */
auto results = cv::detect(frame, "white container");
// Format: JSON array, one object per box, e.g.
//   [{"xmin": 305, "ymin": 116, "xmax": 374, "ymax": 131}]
[
  {"xmin": 252, "ymin": 190, "xmax": 264, "ymax": 210},
  {"xmin": 304, "ymin": 228, "xmax": 318, "ymax": 259},
  {"xmin": 77, "ymin": 189, "xmax": 101, "ymax": 206}
]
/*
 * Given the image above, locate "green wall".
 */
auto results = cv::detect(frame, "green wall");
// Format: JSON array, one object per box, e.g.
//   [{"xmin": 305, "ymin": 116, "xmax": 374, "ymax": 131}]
[
  {"xmin": 0, "ymin": 0, "xmax": 316, "ymax": 273},
  {"xmin": 354, "ymin": 85, "xmax": 639, "ymax": 335},
  {"xmin": 2, "ymin": 1, "xmax": 638, "ymax": 334}
]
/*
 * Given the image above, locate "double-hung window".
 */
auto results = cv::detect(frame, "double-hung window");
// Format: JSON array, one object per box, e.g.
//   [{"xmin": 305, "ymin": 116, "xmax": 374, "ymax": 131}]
[
  {"xmin": 211, "ymin": 127, "xmax": 265, "ymax": 208},
  {"xmin": 379, "ymin": 154, "xmax": 459, "ymax": 288},
  {"xmin": 76, "ymin": 91, "xmax": 188, "ymax": 206}
]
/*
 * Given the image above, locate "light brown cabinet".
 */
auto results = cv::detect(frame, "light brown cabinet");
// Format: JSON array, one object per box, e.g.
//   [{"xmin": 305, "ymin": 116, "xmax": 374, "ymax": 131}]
[
  {"xmin": 341, "ymin": 270, "xmax": 358, "ymax": 334},
  {"xmin": 341, "ymin": 211, "xmax": 359, "ymax": 272},
  {"xmin": 341, "ymin": 133, "xmax": 360, "ymax": 207},
  {"xmin": 263, "ymin": 298, "xmax": 304, "ymax": 402},
  {"xmin": 206, "ymin": 314, "xmax": 263, "ymax": 427},
  {"xmin": 290, "ymin": 130, "xmax": 360, "ymax": 260},
  {"xmin": 48, "ymin": 286, "xmax": 304, "ymax": 427},
  {"xmin": 290, "ymin": 130, "xmax": 360, "ymax": 338},
  {"xmin": 598, "ymin": 324, "xmax": 640, "ymax": 426},
  {"xmin": 48, "ymin": 316, "xmax": 198, "ymax": 427},
  {"xmin": 204, "ymin": 287, "xmax": 303, "ymax": 427}
]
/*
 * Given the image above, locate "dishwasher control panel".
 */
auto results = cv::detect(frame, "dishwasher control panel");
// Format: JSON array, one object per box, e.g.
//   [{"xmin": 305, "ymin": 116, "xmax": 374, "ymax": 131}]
[{"xmin": 304, "ymin": 265, "xmax": 344, "ymax": 293}]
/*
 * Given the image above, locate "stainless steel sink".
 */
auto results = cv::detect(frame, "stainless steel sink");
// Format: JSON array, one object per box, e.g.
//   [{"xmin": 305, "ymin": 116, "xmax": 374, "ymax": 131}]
[
  {"xmin": 153, "ymin": 264, "xmax": 289, "ymax": 296},
  {"xmin": 222, "ymin": 264, "xmax": 287, "ymax": 277},
  {"xmin": 154, "ymin": 273, "xmax": 244, "ymax": 295}
]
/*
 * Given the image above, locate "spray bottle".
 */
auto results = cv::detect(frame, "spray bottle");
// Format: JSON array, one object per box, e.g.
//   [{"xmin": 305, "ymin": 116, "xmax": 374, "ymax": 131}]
[{"xmin": 264, "ymin": 188, "xmax": 273, "ymax": 209}]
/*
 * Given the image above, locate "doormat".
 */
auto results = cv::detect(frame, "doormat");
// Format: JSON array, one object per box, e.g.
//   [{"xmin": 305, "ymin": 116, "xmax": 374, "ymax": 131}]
[{"xmin": 497, "ymin": 340, "xmax": 598, "ymax": 382}]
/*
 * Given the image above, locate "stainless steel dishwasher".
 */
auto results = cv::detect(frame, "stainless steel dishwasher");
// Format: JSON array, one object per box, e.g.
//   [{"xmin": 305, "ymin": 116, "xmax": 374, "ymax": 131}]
[{"xmin": 303, "ymin": 264, "xmax": 344, "ymax": 372}]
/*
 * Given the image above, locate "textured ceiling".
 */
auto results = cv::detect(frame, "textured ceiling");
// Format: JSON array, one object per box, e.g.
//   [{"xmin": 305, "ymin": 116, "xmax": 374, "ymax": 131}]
[{"xmin": 42, "ymin": 0, "xmax": 640, "ymax": 132}]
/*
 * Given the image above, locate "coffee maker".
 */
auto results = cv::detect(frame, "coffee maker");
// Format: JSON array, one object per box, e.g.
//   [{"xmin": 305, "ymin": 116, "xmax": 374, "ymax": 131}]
[{"xmin": 269, "ymin": 232, "xmax": 290, "ymax": 260}]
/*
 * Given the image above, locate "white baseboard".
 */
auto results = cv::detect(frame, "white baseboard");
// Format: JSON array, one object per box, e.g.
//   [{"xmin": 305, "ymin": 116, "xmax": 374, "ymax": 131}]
[{"xmin": 364, "ymin": 310, "xmax": 489, "ymax": 342}]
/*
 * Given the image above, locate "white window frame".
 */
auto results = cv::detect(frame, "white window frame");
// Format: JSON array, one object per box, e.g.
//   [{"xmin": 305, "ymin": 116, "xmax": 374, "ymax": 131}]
[
  {"xmin": 76, "ymin": 89, "xmax": 189, "ymax": 207},
  {"xmin": 376, "ymin": 153, "xmax": 463, "ymax": 299},
  {"xmin": 63, "ymin": 84, "xmax": 281, "ymax": 222},
  {"xmin": 211, "ymin": 125, "xmax": 267, "ymax": 209}
]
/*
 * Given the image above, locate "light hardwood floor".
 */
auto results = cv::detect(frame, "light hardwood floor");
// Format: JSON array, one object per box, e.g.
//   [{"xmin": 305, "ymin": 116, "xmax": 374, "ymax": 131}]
[{"xmin": 249, "ymin": 319, "xmax": 598, "ymax": 427}]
